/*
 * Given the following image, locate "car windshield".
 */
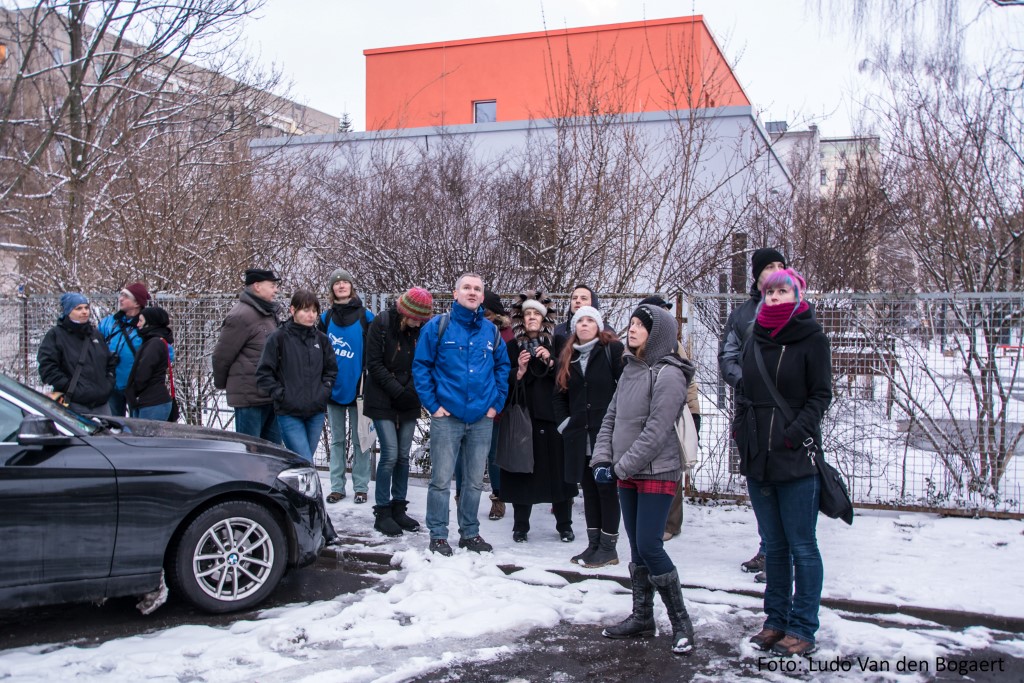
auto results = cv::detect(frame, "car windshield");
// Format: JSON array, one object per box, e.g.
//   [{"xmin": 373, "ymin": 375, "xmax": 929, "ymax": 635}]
[{"xmin": 0, "ymin": 374, "xmax": 101, "ymax": 434}]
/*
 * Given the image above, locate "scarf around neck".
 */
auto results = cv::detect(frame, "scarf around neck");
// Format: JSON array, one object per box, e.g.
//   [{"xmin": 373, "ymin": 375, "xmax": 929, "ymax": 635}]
[{"xmin": 757, "ymin": 300, "xmax": 809, "ymax": 338}]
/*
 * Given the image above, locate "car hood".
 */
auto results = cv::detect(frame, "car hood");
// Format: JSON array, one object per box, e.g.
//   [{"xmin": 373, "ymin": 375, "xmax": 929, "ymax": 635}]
[{"xmin": 109, "ymin": 418, "xmax": 303, "ymax": 463}]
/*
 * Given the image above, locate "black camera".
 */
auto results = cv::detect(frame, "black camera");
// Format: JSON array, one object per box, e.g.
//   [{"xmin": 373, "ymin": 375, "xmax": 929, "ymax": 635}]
[{"xmin": 524, "ymin": 338, "xmax": 542, "ymax": 358}]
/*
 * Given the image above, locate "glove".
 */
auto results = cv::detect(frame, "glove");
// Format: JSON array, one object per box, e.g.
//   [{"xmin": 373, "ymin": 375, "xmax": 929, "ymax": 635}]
[
  {"xmin": 782, "ymin": 423, "xmax": 808, "ymax": 450},
  {"xmin": 592, "ymin": 465, "xmax": 615, "ymax": 484},
  {"xmin": 393, "ymin": 387, "xmax": 419, "ymax": 411}
]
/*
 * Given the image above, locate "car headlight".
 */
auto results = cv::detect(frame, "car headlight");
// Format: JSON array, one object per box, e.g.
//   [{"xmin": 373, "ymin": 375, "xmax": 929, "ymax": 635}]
[{"xmin": 277, "ymin": 467, "xmax": 322, "ymax": 499}]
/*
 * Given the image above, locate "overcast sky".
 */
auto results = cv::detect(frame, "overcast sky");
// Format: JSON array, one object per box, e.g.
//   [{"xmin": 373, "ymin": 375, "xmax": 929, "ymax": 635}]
[{"xmin": 238, "ymin": 0, "xmax": 1014, "ymax": 136}]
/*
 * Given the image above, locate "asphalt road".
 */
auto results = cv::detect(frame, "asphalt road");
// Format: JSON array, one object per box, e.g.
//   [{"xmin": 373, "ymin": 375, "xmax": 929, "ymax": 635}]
[{"xmin": 0, "ymin": 552, "xmax": 382, "ymax": 652}]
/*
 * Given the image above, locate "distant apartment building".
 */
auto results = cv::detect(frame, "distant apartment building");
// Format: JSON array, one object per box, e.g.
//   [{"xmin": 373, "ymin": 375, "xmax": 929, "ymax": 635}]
[{"xmin": 767, "ymin": 121, "xmax": 880, "ymax": 196}]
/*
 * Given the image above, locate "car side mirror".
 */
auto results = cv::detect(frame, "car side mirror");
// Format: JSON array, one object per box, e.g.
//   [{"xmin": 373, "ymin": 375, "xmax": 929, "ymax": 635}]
[{"xmin": 17, "ymin": 415, "xmax": 72, "ymax": 446}]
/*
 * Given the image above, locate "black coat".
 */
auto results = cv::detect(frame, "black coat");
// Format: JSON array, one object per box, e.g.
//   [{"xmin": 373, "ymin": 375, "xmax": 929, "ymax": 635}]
[
  {"xmin": 552, "ymin": 340, "xmax": 625, "ymax": 483},
  {"xmin": 37, "ymin": 317, "xmax": 116, "ymax": 409},
  {"xmin": 125, "ymin": 326, "xmax": 173, "ymax": 410},
  {"xmin": 362, "ymin": 308, "xmax": 422, "ymax": 422},
  {"xmin": 501, "ymin": 337, "xmax": 578, "ymax": 504},
  {"xmin": 734, "ymin": 308, "xmax": 833, "ymax": 483},
  {"xmin": 256, "ymin": 321, "xmax": 338, "ymax": 419}
]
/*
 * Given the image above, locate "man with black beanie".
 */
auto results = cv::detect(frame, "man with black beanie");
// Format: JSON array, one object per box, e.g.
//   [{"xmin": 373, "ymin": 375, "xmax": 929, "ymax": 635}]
[{"xmin": 718, "ymin": 247, "xmax": 786, "ymax": 579}]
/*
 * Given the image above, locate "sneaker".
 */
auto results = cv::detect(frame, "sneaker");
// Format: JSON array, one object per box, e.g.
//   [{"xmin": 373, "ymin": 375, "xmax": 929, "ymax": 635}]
[
  {"xmin": 770, "ymin": 635, "xmax": 817, "ymax": 657},
  {"xmin": 754, "ymin": 571, "xmax": 766, "ymax": 583},
  {"xmin": 354, "ymin": 492, "xmax": 368, "ymax": 504},
  {"xmin": 458, "ymin": 535, "xmax": 493, "ymax": 553},
  {"xmin": 429, "ymin": 539, "xmax": 453, "ymax": 557},
  {"xmin": 741, "ymin": 552, "xmax": 765, "ymax": 573},
  {"xmin": 559, "ymin": 529, "xmax": 575, "ymax": 543},
  {"xmin": 513, "ymin": 530, "xmax": 528, "ymax": 543},
  {"xmin": 326, "ymin": 492, "xmax": 345, "ymax": 504}
]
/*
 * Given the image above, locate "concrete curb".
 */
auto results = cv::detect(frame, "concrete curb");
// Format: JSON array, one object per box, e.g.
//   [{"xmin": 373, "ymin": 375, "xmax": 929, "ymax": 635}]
[{"xmin": 320, "ymin": 546, "xmax": 1024, "ymax": 634}]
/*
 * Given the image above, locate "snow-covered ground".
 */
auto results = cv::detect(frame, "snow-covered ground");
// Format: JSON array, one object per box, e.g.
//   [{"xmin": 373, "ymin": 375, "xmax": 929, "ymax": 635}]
[{"xmin": 1, "ymin": 477, "xmax": 1023, "ymax": 682}]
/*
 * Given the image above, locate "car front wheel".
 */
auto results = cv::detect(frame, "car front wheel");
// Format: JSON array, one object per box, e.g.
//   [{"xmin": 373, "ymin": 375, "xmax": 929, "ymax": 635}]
[{"xmin": 169, "ymin": 501, "xmax": 288, "ymax": 613}]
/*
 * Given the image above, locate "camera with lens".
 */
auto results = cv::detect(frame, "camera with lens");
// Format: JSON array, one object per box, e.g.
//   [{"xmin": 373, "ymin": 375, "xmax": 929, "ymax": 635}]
[{"xmin": 524, "ymin": 338, "xmax": 542, "ymax": 358}]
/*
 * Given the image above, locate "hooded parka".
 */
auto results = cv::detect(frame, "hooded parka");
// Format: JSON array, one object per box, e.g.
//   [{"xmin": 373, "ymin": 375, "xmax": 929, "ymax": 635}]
[
  {"xmin": 37, "ymin": 317, "xmax": 116, "ymax": 409},
  {"xmin": 256, "ymin": 321, "xmax": 338, "ymax": 419}
]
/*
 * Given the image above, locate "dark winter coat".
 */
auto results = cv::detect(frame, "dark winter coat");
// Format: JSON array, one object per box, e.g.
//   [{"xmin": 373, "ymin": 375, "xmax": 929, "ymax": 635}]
[
  {"xmin": 501, "ymin": 336, "xmax": 578, "ymax": 504},
  {"xmin": 362, "ymin": 307, "xmax": 422, "ymax": 422},
  {"xmin": 734, "ymin": 307, "xmax": 833, "ymax": 483},
  {"xmin": 256, "ymin": 321, "xmax": 338, "ymax": 419},
  {"xmin": 212, "ymin": 290, "xmax": 280, "ymax": 407},
  {"xmin": 552, "ymin": 339, "xmax": 625, "ymax": 483},
  {"xmin": 592, "ymin": 306, "xmax": 694, "ymax": 482},
  {"xmin": 37, "ymin": 317, "xmax": 116, "ymax": 409},
  {"xmin": 718, "ymin": 285, "xmax": 760, "ymax": 391},
  {"xmin": 125, "ymin": 325, "xmax": 173, "ymax": 410}
]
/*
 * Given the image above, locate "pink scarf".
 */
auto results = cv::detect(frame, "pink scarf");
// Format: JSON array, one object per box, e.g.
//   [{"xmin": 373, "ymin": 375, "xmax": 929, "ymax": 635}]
[{"xmin": 757, "ymin": 300, "xmax": 809, "ymax": 338}]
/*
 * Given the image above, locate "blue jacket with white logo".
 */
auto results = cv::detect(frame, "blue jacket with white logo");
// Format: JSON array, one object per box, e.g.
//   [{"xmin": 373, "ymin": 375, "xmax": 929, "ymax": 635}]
[
  {"xmin": 413, "ymin": 301, "xmax": 510, "ymax": 424},
  {"xmin": 320, "ymin": 305, "xmax": 373, "ymax": 406}
]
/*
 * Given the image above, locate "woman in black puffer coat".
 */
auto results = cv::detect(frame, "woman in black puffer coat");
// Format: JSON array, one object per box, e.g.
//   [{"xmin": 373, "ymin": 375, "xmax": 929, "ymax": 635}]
[
  {"xmin": 552, "ymin": 305, "xmax": 624, "ymax": 568},
  {"xmin": 363, "ymin": 287, "xmax": 433, "ymax": 537},
  {"xmin": 125, "ymin": 306, "xmax": 174, "ymax": 421},
  {"xmin": 735, "ymin": 268, "xmax": 832, "ymax": 658},
  {"xmin": 37, "ymin": 293, "xmax": 116, "ymax": 415}
]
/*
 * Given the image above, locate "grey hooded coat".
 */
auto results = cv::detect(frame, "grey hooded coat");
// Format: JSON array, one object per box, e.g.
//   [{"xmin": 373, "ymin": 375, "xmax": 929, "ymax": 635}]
[{"xmin": 591, "ymin": 305, "xmax": 695, "ymax": 481}]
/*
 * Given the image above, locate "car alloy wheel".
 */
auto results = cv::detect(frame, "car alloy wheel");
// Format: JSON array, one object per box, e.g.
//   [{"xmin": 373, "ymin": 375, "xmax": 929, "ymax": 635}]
[{"xmin": 169, "ymin": 501, "xmax": 287, "ymax": 613}]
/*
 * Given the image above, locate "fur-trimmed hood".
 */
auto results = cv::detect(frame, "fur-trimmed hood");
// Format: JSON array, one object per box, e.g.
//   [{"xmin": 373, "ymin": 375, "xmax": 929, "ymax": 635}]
[{"xmin": 510, "ymin": 290, "xmax": 556, "ymax": 344}]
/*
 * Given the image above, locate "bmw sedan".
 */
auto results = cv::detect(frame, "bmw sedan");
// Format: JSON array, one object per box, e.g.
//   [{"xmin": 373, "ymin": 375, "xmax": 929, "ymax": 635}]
[{"xmin": 0, "ymin": 373, "xmax": 327, "ymax": 614}]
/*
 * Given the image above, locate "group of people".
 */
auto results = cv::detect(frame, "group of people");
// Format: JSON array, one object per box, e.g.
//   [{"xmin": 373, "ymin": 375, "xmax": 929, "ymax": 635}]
[
  {"xmin": 38, "ymin": 282, "xmax": 176, "ymax": 421},
  {"xmin": 37, "ymin": 254, "xmax": 833, "ymax": 659}
]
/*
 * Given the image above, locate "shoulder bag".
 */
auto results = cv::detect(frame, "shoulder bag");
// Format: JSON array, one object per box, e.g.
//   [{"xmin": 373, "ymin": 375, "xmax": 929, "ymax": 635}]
[{"xmin": 752, "ymin": 343, "xmax": 853, "ymax": 525}]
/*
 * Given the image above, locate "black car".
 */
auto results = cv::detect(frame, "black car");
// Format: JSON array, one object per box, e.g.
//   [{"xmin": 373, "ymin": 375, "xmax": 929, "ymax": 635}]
[{"xmin": 0, "ymin": 374, "xmax": 327, "ymax": 614}]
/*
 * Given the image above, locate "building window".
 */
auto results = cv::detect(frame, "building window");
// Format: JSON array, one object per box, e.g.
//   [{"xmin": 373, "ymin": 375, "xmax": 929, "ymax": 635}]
[
  {"xmin": 473, "ymin": 100, "xmax": 496, "ymax": 124},
  {"xmin": 837, "ymin": 168, "xmax": 848, "ymax": 186},
  {"xmin": 820, "ymin": 170, "xmax": 827, "ymax": 186}
]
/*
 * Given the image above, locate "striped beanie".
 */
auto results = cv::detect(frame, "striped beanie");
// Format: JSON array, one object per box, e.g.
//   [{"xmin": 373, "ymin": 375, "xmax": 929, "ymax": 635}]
[{"xmin": 396, "ymin": 287, "xmax": 433, "ymax": 322}]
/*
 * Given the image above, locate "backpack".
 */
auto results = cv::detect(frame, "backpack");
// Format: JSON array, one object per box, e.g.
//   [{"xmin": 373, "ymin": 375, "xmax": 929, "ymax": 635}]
[
  {"xmin": 436, "ymin": 312, "xmax": 501, "ymax": 347},
  {"xmin": 650, "ymin": 363, "xmax": 699, "ymax": 471}
]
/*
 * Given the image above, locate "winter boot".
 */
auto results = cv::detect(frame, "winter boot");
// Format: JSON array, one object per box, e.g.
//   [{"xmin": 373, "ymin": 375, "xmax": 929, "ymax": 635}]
[
  {"xmin": 602, "ymin": 563, "xmax": 655, "ymax": 639},
  {"xmin": 571, "ymin": 528, "xmax": 600, "ymax": 565},
  {"xmin": 650, "ymin": 568, "xmax": 695, "ymax": 655},
  {"xmin": 373, "ymin": 505, "xmax": 403, "ymax": 537},
  {"xmin": 391, "ymin": 500, "xmax": 420, "ymax": 532},
  {"xmin": 584, "ymin": 532, "xmax": 619, "ymax": 568},
  {"xmin": 488, "ymin": 493, "xmax": 506, "ymax": 520}
]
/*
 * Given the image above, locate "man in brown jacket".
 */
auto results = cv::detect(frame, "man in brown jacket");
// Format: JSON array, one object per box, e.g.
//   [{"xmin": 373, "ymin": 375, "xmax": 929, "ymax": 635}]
[{"xmin": 212, "ymin": 268, "xmax": 283, "ymax": 443}]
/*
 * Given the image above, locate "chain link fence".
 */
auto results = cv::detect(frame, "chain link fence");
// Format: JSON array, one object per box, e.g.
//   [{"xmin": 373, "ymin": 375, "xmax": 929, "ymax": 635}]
[{"xmin": 5, "ymin": 291, "xmax": 1022, "ymax": 515}]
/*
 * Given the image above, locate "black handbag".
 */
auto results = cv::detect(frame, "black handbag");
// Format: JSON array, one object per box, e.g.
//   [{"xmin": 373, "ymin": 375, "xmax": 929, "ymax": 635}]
[
  {"xmin": 753, "ymin": 343, "xmax": 853, "ymax": 525},
  {"xmin": 495, "ymin": 382, "xmax": 534, "ymax": 474}
]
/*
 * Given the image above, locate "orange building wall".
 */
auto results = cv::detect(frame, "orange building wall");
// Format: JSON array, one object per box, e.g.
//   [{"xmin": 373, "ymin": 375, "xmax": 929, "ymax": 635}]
[{"xmin": 364, "ymin": 16, "xmax": 750, "ymax": 131}]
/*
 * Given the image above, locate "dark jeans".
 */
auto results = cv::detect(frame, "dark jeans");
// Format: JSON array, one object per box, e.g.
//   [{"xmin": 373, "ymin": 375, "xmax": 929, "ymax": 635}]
[
  {"xmin": 107, "ymin": 389, "xmax": 128, "ymax": 417},
  {"xmin": 235, "ymin": 404, "xmax": 282, "ymax": 445},
  {"xmin": 512, "ymin": 500, "xmax": 572, "ymax": 533},
  {"xmin": 277, "ymin": 413, "xmax": 326, "ymax": 462},
  {"xmin": 746, "ymin": 474, "xmax": 823, "ymax": 644},
  {"xmin": 618, "ymin": 486, "xmax": 674, "ymax": 576},
  {"xmin": 581, "ymin": 464, "xmax": 620, "ymax": 534},
  {"xmin": 131, "ymin": 402, "xmax": 172, "ymax": 421},
  {"xmin": 373, "ymin": 417, "xmax": 416, "ymax": 507}
]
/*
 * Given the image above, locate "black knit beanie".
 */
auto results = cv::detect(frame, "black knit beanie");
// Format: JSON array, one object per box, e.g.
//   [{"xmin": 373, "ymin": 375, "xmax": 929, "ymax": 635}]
[
  {"xmin": 631, "ymin": 305, "xmax": 655, "ymax": 333},
  {"xmin": 751, "ymin": 248, "xmax": 787, "ymax": 283}
]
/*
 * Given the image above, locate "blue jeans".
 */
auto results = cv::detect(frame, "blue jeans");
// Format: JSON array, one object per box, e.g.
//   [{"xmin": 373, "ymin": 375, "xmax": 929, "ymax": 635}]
[
  {"xmin": 426, "ymin": 415, "xmax": 492, "ymax": 540},
  {"xmin": 747, "ymin": 474, "xmax": 823, "ymax": 644},
  {"xmin": 454, "ymin": 424, "xmax": 501, "ymax": 497},
  {"xmin": 618, "ymin": 486, "xmax": 675, "ymax": 576},
  {"xmin": 235, "ymin": 404, "xmax": 282, "ymax": 444},
  {"xmin": 374, "ymin": 417, "xmax": 416, "ymax": 506},
  {"xmin": 108, "ymin": 389, "xmax": 128, "ymax": 417},
  {"xmin": 131, "ymin": 402, "xmax": 172, "ymax": 421},
  {"xmin": 327, "ymin": 403, "xmax": 372, "ymax": 495},
  {"xmin": 278, "ymin": 413, "xmax": 327, "ymax": 462}
]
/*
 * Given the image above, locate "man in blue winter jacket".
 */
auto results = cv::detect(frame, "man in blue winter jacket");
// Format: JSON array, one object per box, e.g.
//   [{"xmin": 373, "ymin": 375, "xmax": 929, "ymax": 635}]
[
  {"xmin": 413, "ymin": 273, "xmax": 510, "ymax": 556},
  {"xmin": 98, "ymin": 282, "xmax": 150, "ymax": 416}
]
